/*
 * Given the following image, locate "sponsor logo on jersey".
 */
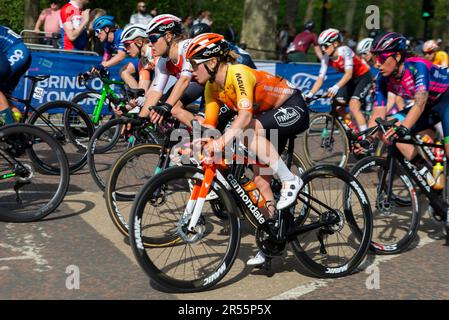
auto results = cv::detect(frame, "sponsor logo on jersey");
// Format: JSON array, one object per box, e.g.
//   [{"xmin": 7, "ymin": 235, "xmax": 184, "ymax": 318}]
[
  {"xmin": 237, "ymin": 98, "xmax": 251, "ymax": 110},
  {"xmin": 274, "ymin": 107, "xmax": 300, "ymax": 127},
  {"xmin": 235, "ymin": 73, "xmax": 247, "ymax": 96}
]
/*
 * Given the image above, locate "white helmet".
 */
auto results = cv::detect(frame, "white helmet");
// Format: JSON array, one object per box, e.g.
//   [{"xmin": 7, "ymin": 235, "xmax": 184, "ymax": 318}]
[
  {"xmin": 423, "ymin": 39, "xmax": 438, "ymax": 53},
  {"xmin": 146, "ymin": 14, "xmax": 182, "ymax": 35},
  {"xmin": 318, "ymin": 28, "xmax": 341, "ymax": 45},
  {"xmin": 121, "ymin": 24, "xmax": 148, "ymax": 42},
  {"xmin": 356, "ymin": 38, "xmax": 373, "ymax": 55}
]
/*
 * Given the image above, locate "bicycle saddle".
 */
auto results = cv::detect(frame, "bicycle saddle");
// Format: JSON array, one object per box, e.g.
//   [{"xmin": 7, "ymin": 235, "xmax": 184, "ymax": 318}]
[
  {"xmin": 24, "ymin": 75, "xmax": 50, "ymax": 83},
  {"xmin": 375, "ymin": 117, "xmax": 397, "ymax": 128}
]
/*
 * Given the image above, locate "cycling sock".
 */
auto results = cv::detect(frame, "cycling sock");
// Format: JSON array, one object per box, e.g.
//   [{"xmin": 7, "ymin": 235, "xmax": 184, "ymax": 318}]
[
  {"xmin": 271, "ymin": 159, "xmax": 295, "ymax": 182},
  {"xmin": 0, "ymin": 108, "xmax": 15, "ymax": 125}
]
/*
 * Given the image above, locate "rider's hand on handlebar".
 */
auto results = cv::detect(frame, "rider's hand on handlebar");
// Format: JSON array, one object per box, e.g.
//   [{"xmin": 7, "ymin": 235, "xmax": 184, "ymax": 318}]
[
  {"xmin": 327, "ymin": 84, "xmax": 340, "ymax": 98},
  {"xmin": 302, "ymin": 91, "xmax": 315, "ymax": 102}
]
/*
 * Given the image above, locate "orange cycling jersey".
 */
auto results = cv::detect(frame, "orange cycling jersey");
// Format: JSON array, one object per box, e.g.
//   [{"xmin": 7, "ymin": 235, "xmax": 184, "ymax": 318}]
[{"xmin": 204, "ymin": 64, "xmax": 296, "ymax": 127}]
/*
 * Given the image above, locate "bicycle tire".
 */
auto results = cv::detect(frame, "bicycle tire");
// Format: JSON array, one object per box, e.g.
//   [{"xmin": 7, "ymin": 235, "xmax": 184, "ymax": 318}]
[
  {"xmin": 0, "ymin": 123, "xmax": 69, "ymax": 222},
  {"xmin": 71, "ymin": 91, "xmax": 120, "ymax": 151},
  {"xmin": 304, "ymin": 113, "xmax": 349, "ymax": 168},
  {"xmin": 27, "ymin": 100, "xmax": 94, "ymax": 174},
  {"xmin": 87, "ymin": 117, "xmax": 136, "ymax": 191},
  {"xmin": 290, "ymin": 164, "xmax": 372, "ymax": 278},
  {"xmin": 129, "ymin": 165, "xmax": 241, "ymax": 293},
  {"xmin": 349, "ymin": 156, "xmax": 420, "ymax": 254},
  {"xmin": 105, "ymin": 143, "xmax": 163, "ymax": 241}
]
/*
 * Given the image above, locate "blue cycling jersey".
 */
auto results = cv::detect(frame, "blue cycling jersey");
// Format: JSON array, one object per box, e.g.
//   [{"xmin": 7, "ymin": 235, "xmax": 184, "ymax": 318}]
[
  {"xmin": 374, "ymin": 57, "xmax": 449, "ymax": 108},
  {"xmin": 228, "ymin": 43, "xmax": 257, "ymax": 69},
  {"xmin": 103, "ymin": 29, "xmax": 125, "ymax": 56},
  {"xmin": 0, "ymin": 26, "xmax": 22, "ymax": 53}
]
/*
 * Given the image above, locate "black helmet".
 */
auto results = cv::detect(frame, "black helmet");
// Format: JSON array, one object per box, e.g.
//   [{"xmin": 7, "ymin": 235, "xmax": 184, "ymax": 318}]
[
  {"xmin": 371, "ymin": 32, "xmax": 407, "ymax": 54},
  {"xmin": 189, "ymin": 23, "xmax": 211, "ymax": 38},
  {"xmin": 304, "ymin": 21, "xmax": 314, "ymax": 31}
]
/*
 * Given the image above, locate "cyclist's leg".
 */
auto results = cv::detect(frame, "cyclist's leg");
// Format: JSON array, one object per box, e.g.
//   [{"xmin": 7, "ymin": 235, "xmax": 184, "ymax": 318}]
[
  {"xmin": 431, "ymin": 93, "xmax": 449, "ymax": 158},
  {"xmin": 349, "ymin": 72, "xmax": 372, "ymax": 131},
  {"xmin": 250, "ymin": 90, "xmax": 309, "ymax": 210}
]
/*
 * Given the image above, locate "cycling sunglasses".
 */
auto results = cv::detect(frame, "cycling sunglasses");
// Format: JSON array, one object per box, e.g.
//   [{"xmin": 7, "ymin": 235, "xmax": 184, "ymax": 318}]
[
  {"xmin": 190, "ymin": 59, "xmax": 212, "ymax": 71},
  {"xmin": 148, "ymin": 33, "xmax": 165, "ymax": 43},
  {"xmin": 94, "ymin": 29, "xmax": 103, "ymax": 36},
  {"xmin": 374, "ymin": 52, "xmax": 397, "ymax": 65},
  {"xmin": 123, "ymin": 41, "xmax": 136, "ymax": 49}
]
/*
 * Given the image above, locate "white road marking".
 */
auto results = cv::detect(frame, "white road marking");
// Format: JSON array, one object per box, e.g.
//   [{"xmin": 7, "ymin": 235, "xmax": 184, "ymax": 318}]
[{"xmin": 269, "ymin": 236, "xmax": 437, "ymax": 300}]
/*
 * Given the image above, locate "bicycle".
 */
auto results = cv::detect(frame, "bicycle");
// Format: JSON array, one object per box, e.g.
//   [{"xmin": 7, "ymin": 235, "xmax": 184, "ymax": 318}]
[
  {"xmin": 128, "ymin": 127, "xmax": 373, "ymax": 292},
  {"xmin": 6, "ymin": 75, "xmax": 95, "ymax": 173},
  {"xmin": 303, "ymin": 95, "xmax": 374, "ymax": 168},
  {"xmin": 350, "ymin": 117, "xmax": 449, "ymax": 254},
  {"xmin": 72, "ymin": 68, "xmax": 126, "ymax": 150},
  {"xmin": 0, "ymin": 123, "xmax": 69, "ymax": 222},
  {"xmin": 105, "ymin": 120, "xmax": 308, "ymax": 246}
]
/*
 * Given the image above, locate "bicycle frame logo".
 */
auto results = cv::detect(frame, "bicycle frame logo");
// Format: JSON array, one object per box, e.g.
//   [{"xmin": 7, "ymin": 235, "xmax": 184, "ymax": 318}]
[
  {"xmin": 227, "ymin": 174, "xmax": 266, "ymax": 224},
  {"xmin": 403, "ymin": 158, "xmax": 431, "ymax": 193}
]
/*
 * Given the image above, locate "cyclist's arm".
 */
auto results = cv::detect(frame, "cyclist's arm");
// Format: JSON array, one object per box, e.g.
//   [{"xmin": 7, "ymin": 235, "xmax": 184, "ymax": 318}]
[
  {"xmin": 164, "ymin": 75, "xmax": 191, "ymax": 107},
  {"xmin": 310, "ymin": 57, "xmax": 328, "ymax": 94},
  {"xmin": 313, "ymin": 45, "xmax": 323, "ymax": 60},
  {"xmin": 139, "ymin": 89, "xmax": 163, "ymax": 117},
  {"xmin": 385, "ymin": 92, "xmax": 396, "ymax": 113},
  {"xmin": 219, "ymin": 68, "xmax": 256, "ymax": 146},
  {"xmin": 102, "ymin": 50, "xmax": 126, "ymax": 68},
  {"xmin": 336, "ymin": 68, "xmax": 353, "ymax": 89},
  {"xmin": 402, "ymin": 90, "xmax": 428, "ymax": 129}
]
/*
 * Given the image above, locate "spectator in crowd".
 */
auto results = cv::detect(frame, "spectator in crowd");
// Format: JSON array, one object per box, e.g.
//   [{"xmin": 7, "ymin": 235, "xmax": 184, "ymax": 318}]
[
  {"xmin": 33, "ymin": 0, "xmax": 61, "ymax": 46},
  {"xmin": 181, "ymin": 15, "xmax": 193, "ymax": 36},
  {"xmin": 129, "ymin": 2, "xmax": 152, "ymax": 25},
  {"xmin": 150, "ymin": 8, "xmax": 158, "ymax": 17},
  {"xmin": 286, "ymin": 21, "xmax": 322, "ymax": 62},
  {"xmin": 86, "ymin": 8, "xmax": 106, "ymax": 53},
  {"xmin": 60, "ymin": 0, "xmax": 90, "ymax": 51},
  {"xmin": 276, "ymin": 24, "xmax": 290, "ymax": 61},
  {"xmin": 193, "ymin": 10, "xmax": 213, "ymax": 26}
]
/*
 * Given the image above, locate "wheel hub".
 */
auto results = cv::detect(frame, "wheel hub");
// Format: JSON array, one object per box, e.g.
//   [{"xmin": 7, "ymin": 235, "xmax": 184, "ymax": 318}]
[{"xmin": 177, "ymin": 214, "xmax": 206, "ymax": 244}]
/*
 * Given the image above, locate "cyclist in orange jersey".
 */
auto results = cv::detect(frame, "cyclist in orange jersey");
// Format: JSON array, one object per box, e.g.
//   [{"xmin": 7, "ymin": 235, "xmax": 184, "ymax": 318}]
[{"xmin": 186, "ymin": 33, "xmax": 310, "ymax": 267}]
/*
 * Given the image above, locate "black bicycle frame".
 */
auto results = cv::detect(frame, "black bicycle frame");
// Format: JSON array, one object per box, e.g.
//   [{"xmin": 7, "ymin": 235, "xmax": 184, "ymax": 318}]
[{"xmin": 384, "ymin": 140, "xmax": 448, "ymax": 220}]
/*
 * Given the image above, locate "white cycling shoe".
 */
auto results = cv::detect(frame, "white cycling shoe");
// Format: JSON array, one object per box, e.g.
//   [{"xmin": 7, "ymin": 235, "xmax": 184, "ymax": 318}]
[
  {"xmin": 246, "ymin": 251, "xmax": 266, "ymax": 267},
  {"xmin": 276, "ymin": 175, "xmax": 303, "ymax": 210}
]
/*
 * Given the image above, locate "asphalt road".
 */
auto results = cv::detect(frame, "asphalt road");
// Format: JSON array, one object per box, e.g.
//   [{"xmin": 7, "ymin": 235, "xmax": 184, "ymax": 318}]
[{"xmin": 1, "ymin": 139, "xmax": 449, "ymax": 300}]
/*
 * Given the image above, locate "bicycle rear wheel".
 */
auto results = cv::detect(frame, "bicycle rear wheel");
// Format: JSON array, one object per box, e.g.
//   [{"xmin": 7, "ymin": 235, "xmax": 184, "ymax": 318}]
[
  {"xmin": 290, "ymin": 165, "xmax": 372, "ymax": 278},
  {"xmin": 129, "ymin": 166, "xmax": 240, "ymax": 292},
  {"xmin": 0, "ymin": 124, "xmax": 69, "ymax": 222},
  {"xmin": 27, "ymin": 101, "xmax": 94, "ymax": 174},
  {"xmin": 349, "ymin": 156, "xmax": 420, "ymax": 254},
  {"xmin": 304, "ymin": 113, "xmax": 349, "ymax": 168}
]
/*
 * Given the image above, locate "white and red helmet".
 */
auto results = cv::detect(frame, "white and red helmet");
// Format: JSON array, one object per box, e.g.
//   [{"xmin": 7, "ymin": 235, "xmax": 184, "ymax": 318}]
[
  {"xmin": 423, "ymin": 39, "xmax": 438, "ymax": 53},
  {"xmin": 146, "ymin": 14, "xmax": 182, "ymax": 35},
  {"xmin": 318, "ymin": 28, "xmax": 342, "ymax": 45}
]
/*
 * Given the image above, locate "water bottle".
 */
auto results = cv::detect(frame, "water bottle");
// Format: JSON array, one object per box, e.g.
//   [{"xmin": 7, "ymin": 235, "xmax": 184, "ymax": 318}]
[
  {"xmin": 240, "ymin": 175, "xmax": 269, "ymax": 216},
  {"xmin": 421, "ymin": 134, "xmax": 434, "ymax": 159},
  {"xmin": 434, "ymin": 141, "xmax": 444, "ymax": 163},
  {"xmin": 433, "ymin": 162, "xmax": 444, "ymax": 190}
]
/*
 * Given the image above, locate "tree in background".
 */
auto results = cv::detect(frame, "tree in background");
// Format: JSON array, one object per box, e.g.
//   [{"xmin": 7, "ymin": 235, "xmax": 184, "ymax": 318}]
[{"xmin": 241, "ymin": 0, "xmax": 279, "ymax": 60}]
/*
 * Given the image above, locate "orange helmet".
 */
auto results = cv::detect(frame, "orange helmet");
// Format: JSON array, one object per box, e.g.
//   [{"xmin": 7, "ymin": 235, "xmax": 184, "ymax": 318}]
[{"xmin": 186, "ymin": 33, "xmax": 229, "ymax": 64}]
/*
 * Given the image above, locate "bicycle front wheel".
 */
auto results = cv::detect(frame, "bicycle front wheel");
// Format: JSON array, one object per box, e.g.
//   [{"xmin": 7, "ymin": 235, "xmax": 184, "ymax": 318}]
[
  {"xmin": 350, "ymin": 156, "xmax": 420, "ymax": 254},
  {"xmin": 129, "ymin": 166, "xmax": 241, "ymax": 292},
  {"xmin": 304, "ymin": 113, "xmax": 349, "ymax": 168},
  {"xmin": 0, "ymin": 124, "xmax": 69, "ymax": 222},
  {"xmin": 290, "ymin": 165, "xmax": 372, "ymax": 278}
]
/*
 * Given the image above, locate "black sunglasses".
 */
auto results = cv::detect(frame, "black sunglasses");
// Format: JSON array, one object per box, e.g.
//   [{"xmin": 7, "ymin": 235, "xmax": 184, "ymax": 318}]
[{"xmin": 149, "ymin": 33, "xmax": 164, "ymax": 43}]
